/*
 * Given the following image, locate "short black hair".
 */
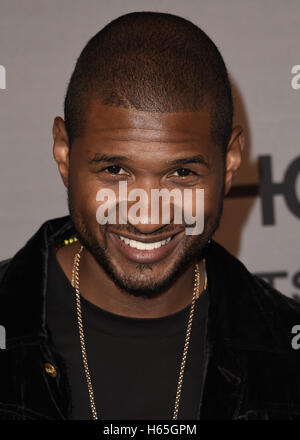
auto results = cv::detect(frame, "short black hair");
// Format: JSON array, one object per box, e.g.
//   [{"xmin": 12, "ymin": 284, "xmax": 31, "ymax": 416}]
[{"xmin": 64, "ymin": 11, "xmax": 233, "ymax": 155}]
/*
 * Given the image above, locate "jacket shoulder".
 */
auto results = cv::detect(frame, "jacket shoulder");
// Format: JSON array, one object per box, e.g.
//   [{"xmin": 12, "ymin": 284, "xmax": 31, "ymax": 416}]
[
  {"xmin": 212, "ymin": 240, "xmax": 300, "ymax": 314},
  {"xmin": 0, "ymin": 259, "xmax": 11, "ymax": 285},
  {"xmin": 252, "ymin": 272, "xmax": 300, "ymax": 325},
  {"xmin": 208, "ymin": 240, "xmax": 300, "ymax": 351}
]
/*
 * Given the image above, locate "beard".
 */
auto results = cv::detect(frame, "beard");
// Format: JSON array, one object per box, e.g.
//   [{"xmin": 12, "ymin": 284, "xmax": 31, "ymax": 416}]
[{"xmin": 67, "ymin": 185, "xmax": 224, "ymax": 299}]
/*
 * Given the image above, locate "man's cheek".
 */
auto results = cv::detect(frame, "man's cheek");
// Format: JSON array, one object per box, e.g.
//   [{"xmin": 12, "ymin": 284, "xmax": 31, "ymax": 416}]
[
  {"xmin": 75, "ymin": 184, "xmax": 99, "ymax": 216},
  {"xmin": 72, "ymin": 197, "xmax": 97, "ymax": 236},
  {"xmin": 182, "ymin": 189, "xmax": 205, "ymax": 236}
]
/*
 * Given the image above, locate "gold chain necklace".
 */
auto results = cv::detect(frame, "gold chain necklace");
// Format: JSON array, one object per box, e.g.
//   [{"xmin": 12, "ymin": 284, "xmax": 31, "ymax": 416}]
[{"xmin": 71, "ymin": 244, "xmax": 206, "ymax": 420}]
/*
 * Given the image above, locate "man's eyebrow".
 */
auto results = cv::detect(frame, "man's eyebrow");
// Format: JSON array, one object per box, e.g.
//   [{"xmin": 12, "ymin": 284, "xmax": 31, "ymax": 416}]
[
  {"xmin": 88, "ymin": 153, "xmax": 133, "ymax": 164},
  {"xmin": 88, "ymin": 153, "xmax": 209, "ymax": 167},
  {"xmin": 167, "ymin": 155, "xmax": 210, "ymax": 167}
]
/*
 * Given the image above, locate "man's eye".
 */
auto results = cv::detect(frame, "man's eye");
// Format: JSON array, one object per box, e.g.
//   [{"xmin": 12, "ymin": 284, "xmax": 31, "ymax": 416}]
[
  {"xmin": 172, "ymin": 168, "xmax": 195, "ymax": 177},
  {"xmin": 105, "ymin": 165, "xmax": 126, "ymax": 175}
]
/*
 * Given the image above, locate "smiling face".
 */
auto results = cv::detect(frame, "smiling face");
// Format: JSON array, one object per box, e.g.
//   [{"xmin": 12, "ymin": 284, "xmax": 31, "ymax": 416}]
[{"xmin": 53, "ymin": 102, "xmax": 243, "ymax": 298}]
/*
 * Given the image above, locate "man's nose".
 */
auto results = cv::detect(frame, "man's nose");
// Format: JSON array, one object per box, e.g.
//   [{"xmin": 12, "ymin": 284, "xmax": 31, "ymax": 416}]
[{"xmin": 119, "ymin": 182, "xmax": 178, "ymax": 235}]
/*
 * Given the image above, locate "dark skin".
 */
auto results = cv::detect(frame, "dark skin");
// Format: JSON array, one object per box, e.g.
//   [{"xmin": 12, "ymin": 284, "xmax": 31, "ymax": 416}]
[{"xmin": 53, "ymin": 102, "xmax": 244, "ymax": 318}]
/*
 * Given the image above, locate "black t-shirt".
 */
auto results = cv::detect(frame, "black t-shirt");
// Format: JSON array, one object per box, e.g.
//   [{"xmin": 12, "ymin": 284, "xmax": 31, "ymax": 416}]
[{"xmin": 46, "ymin": 245, "xmax": 209, "ymax": 420}]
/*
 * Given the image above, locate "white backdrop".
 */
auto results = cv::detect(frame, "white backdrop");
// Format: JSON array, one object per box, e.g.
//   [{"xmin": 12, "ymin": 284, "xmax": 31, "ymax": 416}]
[{"xmin": 0, "ymin": 0, "xmax": 299, "ymax": 298}]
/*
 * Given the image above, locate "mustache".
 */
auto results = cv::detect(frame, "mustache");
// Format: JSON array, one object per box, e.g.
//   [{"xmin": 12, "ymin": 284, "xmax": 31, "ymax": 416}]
[{"xmin": 102, "ymin": 223, "xmax": 186, "ymax": 237}]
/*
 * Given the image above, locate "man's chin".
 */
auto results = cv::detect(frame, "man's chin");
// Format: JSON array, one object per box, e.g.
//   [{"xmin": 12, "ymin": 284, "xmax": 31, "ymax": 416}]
[
  {"xmin": 93, "ymin": 258, "xmax": 186, "ymax": 299},
  {"xmin": 88, "ymin": 243, "xmax": 208, "ymax": 299},
  {"xmin": 110, "ymin": 280, "xmax": 174, "ymax": 299}
]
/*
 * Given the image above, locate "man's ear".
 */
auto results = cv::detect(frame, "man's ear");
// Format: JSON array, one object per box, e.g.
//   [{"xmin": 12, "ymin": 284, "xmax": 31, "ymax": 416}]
[
  {"xmin": 52, "ymin": 116, "xmax": 70, "ymax": 188},
  {"xmin": 224, "ymin": 125, "xmax": 245, "ymax": 195}
]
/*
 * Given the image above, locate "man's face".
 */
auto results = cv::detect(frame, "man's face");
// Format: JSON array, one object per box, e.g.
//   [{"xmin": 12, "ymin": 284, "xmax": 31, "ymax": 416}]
[{"xmin": 64, "ymin": 102, "xmax": 226, "ymax": 297}]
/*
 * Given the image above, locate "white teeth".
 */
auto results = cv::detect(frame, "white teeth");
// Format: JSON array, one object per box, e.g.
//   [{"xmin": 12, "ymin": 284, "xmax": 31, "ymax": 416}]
[{"xmin": 118, "ymin": 235, "xmax": 172, "ymax": 250}]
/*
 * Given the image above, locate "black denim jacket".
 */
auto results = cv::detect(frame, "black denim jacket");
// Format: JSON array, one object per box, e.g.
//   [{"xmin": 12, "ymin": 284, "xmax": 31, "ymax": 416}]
[{"xmin": 0, "ymin": 216, "xmax": 300, "ymax": 420}]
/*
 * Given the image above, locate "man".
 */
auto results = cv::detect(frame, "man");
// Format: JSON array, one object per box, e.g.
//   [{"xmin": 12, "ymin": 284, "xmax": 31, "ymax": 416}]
[{"xmin": 1, "ymin": 11, "xmax": 300, "ymax": 421}]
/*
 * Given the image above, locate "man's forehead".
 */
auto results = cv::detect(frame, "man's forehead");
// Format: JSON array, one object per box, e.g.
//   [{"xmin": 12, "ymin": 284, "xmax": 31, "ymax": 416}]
[{"xmin": 81, "ymin": 101, "xmax": 212, "ymax": 142}]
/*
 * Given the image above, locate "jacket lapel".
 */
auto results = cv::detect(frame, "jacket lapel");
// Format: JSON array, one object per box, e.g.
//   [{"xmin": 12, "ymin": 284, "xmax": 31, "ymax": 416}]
[
  {"xmin": 197, "ymin": 250, "xmax": 246, "ymax": 419},
  {"xmin": 197, "ymin": 241, "xmax": 268, "ymax": 420}
]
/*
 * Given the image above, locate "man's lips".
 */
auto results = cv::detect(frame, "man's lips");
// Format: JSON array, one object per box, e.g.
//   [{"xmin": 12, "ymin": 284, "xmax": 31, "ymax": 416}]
[{"xmin": 109, "ymin": 230, "xmax": 185, "ymax": 263}]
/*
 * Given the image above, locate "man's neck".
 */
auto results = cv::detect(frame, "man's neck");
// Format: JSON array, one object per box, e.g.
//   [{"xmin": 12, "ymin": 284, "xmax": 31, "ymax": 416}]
[{"xmin": 55, "ymin": 240, "xmax": 206, "ymax": 319}]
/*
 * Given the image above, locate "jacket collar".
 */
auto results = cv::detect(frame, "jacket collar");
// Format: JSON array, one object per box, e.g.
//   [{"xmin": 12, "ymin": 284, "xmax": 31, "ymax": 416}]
[{"xmin": 0, "ymin": 216, "xmax": 75, "ymax": 344}]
